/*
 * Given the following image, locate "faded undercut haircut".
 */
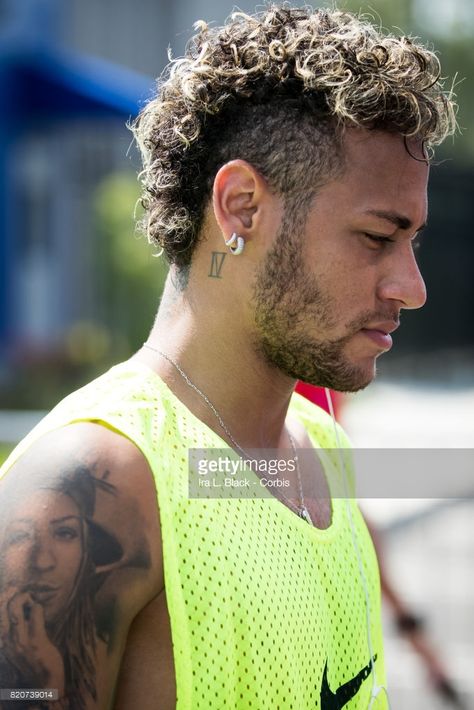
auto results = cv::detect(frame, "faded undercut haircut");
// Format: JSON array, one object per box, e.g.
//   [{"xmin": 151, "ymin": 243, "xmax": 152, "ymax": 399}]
[{"xmin": 131, "ymin": 4, "xmax": 456, "ymax": 276}]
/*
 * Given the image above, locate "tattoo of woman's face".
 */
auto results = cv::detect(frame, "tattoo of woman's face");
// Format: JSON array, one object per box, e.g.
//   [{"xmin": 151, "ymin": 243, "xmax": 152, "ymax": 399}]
[
  {"xmin": 0, "ymin": 463, "xmax": 152, "ymax": 708},
  {"xmin": 2, "ymin": 491, "xmax": 84, "ymax": 625}
]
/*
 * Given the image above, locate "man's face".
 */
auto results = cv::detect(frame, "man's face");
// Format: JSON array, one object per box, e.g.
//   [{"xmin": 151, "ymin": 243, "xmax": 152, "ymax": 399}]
[{"xmin": 253, "ymin": 129, "xmax": 429, "ymax": 392}]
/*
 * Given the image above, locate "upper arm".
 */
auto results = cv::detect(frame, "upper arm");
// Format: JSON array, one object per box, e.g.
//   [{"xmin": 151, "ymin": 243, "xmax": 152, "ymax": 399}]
[{"xmin": 0, "ymin": 423, "xmax": 163, "ymax": 709}]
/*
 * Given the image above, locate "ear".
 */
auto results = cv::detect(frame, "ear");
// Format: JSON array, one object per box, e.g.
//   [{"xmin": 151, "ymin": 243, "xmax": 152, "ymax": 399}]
[{"xmin": 212, "ymin": 160, "xmax": 267, "ymax": 245}]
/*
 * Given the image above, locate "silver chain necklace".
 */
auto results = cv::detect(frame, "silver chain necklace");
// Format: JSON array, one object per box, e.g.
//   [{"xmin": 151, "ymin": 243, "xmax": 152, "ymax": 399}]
[{"xmin": 142, "ymin": 342, "xmax": 314, "ymax": 525}]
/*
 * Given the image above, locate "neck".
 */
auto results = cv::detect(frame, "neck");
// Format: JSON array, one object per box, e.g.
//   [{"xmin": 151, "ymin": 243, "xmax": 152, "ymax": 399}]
[{"xmin": 134, "ymin": 271, "xmax": 297, "ymax": 450}]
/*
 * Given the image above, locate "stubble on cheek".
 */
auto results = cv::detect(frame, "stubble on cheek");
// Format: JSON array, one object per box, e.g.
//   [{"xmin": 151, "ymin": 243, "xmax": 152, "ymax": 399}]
[{"xmin": 251, "ymin": 236, "xmax": 381, "ymax": 390}]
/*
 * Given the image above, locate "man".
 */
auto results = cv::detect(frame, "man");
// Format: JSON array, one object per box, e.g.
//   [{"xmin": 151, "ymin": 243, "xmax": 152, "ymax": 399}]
[{"xmin": 0, "ymin": 5, "xmax": 455, "ymax": 709}]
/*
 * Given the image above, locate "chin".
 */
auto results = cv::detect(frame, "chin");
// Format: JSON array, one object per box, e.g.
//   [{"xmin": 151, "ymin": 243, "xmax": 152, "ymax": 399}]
[
  {"xmin": 346, "ymin": 363, "xmax": 377, "ymax": 392},
  {"xmin": 320, "ymin": 362, "xmax": 376, "ymax": 393}
]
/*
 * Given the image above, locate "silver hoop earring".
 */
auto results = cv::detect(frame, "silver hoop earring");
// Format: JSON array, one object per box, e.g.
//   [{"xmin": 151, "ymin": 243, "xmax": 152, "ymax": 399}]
[{"xmin": 225, "ymin": 232, "xmax": 245, "ymax": 256}]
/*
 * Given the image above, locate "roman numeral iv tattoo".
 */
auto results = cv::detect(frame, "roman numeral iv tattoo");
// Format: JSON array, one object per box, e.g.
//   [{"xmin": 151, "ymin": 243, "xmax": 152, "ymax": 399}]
[{"xmin": 208, "ymin": 252, "xmax": 226, "ymax": 278}]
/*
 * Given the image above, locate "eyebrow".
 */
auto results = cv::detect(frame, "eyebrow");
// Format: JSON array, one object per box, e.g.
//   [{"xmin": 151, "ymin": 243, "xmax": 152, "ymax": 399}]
[
  {"xmin": 365, "ymin": 209, "xmax": 427, "ymax": 233},
  {"xmin": 7, "ymin": 518, "xmax": 34, "ymax": 527},
  {"xmin": 51, "ymin": 515, "xmax": 81, "ymax": 524}
]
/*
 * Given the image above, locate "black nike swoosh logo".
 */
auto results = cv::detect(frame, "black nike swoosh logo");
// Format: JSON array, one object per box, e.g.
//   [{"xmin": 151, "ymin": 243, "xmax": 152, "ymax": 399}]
[{"xmin": 320, "ymin": 654, "xmax": 377, "ymax": 709}]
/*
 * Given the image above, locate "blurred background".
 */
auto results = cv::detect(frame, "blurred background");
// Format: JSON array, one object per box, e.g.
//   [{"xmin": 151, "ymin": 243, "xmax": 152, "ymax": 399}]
[{"xmin": 0, "ymin": 0, "xmax": 473, "ymax": 707}]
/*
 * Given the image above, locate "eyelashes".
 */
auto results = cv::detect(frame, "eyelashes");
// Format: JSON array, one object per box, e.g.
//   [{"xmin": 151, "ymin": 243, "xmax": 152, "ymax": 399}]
[
  {"xmin": 364, "ymin": 234, "xmax": 394, "ymax": 244},
  {"xmin": 363, "ymin": 233, "xmax": 423, "ymax": 252}
]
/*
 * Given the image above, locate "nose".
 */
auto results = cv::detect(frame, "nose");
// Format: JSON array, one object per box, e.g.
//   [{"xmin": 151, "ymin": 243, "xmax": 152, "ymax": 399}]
[
  {"xmin": 377, "ymin": 246, "xmax": 427, "ymax": 310},
  {"xmin": 29, "ymin": 538, "xmax": 56, "ymax": 572}
]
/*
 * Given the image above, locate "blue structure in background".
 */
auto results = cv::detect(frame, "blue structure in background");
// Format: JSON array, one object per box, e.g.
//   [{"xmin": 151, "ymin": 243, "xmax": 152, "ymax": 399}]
[{"xmin": 0, "ymin": 0, "xmax": 152, "ymax": 355}]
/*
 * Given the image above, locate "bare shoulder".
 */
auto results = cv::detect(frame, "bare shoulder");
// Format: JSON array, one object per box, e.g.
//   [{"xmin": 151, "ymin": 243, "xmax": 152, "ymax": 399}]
[{"xmin": 0, "ymin": 422, "xmax": 163, "ymax": 709}]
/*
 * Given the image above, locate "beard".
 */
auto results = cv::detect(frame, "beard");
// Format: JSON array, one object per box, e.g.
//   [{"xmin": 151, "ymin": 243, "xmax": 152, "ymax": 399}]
[{"xmin": 251, "ymin": 207, "xmax": 383, "ymax": 393}]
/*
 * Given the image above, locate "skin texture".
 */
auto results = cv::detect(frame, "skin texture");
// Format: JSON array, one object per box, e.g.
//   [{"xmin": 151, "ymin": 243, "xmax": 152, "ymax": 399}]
[{"xmin": 252, "ymin": 130, "xmax": 428, "ymax": 392}]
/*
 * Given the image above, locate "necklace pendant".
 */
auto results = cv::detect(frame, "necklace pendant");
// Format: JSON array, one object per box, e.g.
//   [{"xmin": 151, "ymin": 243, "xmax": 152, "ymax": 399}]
[{"xmin": 299, "ymin": 506, "xmax": 313, "ymax": 525}]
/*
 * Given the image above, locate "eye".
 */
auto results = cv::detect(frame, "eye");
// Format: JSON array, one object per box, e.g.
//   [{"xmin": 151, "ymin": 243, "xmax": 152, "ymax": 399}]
[
  {"xmin": 5, "ymin": 528, "xmax": 33, "ymax": 546},
  {"xmin": 363, "ymin": 233, "xmax": 394, "ymax": 247},
  {"xmin": 53, "ymin": 526, "xmax": 79, "ymax": 541}
]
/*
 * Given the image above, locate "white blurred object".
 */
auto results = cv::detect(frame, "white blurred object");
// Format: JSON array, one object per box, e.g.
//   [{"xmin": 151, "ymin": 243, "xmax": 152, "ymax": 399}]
[{"xmin": 342, "ymin": 382, "xmax": 474, "ymax": 449}]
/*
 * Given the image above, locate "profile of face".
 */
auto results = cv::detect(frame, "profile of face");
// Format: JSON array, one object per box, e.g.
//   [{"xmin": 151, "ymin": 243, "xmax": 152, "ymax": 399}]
[
  {"xmin": 253, "ymin": 129, "xmax": 429, "ymax": 392},
  {"xmin": 0, "ymin": 490, "xmax": 84, "ymax": 625}
]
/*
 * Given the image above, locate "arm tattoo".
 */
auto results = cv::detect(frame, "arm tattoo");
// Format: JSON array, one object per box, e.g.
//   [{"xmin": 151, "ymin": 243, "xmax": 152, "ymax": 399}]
[{"xmin": 0, "ymin": 463, "xmax": 151, "ymax": 709}]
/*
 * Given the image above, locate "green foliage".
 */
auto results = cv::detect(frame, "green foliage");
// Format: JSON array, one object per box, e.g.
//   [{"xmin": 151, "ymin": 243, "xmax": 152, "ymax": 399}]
[
  {"xmin": 93, "ymin": 171, "xmax": 169, "ymax": 360},
  {"xmin": 0, "ymin": 443, "xmax": 14, "ymax": 467},
  {"xmin": 341, "ymin": 0, "xmax": 412, "ymax": 31}
]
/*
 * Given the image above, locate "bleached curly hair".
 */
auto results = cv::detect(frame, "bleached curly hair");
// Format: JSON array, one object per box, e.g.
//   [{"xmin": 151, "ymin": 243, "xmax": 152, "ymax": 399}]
[{"xmin": 131, "ymin": 4, "xmax": 456, "ymax": 274}]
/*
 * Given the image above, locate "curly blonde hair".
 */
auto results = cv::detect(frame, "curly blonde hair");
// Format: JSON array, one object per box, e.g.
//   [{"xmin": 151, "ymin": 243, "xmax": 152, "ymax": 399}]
[{"xmin": 131, "ymin": 4, "xmax": 456, "ymax": 274}]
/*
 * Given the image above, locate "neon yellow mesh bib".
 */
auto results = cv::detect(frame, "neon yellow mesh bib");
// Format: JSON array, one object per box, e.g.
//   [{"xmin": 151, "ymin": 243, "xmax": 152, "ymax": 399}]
[{"xmin": 1, "ymin": 360, "xmax": 386, "ymax": 709}]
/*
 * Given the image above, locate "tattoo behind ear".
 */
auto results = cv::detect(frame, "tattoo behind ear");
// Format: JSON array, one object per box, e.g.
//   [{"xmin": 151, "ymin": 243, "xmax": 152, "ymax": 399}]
[{"xmin": 208, "ymin": 251, "xmax": 226, "ymax": 278}]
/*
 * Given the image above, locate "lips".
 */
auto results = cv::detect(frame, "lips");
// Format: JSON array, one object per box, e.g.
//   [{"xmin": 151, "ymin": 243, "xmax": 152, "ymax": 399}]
[
  {"xmin": 364, "ymin": 321, "xmax": 399, "ymax": 335},
  {"xmin": 360, "ymin": 329, "xmax": 393, "ymax": 350},
  {"xmin": 26, "ymin": 584, "xmax": 59, "ymax": 604}
]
